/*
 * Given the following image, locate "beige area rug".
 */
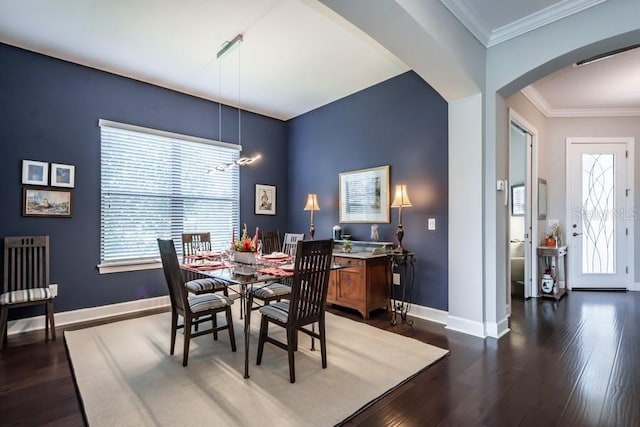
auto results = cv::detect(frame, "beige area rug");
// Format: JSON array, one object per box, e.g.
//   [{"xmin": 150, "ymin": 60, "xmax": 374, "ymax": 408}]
[{"xmin": 65, "ymin": 306, "xmax": 449, "ymax": 427}]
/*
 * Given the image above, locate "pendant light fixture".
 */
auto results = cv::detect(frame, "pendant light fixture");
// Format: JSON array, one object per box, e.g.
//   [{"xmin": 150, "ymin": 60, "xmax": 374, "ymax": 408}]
[{"xmin": 210, "ymin": 33, "xmax": 261, "ymax": 173}]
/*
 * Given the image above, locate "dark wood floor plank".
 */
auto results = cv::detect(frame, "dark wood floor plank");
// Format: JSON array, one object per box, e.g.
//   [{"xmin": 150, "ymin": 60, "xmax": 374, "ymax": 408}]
[{"xmin": 3, "ymin": 291, "xmax": 640, "ymax": 426}]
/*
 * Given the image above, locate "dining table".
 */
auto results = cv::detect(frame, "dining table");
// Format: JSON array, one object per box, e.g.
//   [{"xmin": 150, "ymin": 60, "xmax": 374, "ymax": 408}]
[{"xmin": 180, "ymin": 252, "xmax": 342, "ymax": 378}]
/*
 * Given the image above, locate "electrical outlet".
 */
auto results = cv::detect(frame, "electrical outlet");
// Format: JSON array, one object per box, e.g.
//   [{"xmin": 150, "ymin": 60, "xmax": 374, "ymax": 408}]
[
  {"xmin": 393, "ymin": 273, "xmax": 400, "ymax": 285},
  {"xmin": 49, "ymin": 284, "xmax": 58, "ymax": 297},
  {"xmin": 428, "ymin": 218, "xmax": 436, "ymax": 230}
]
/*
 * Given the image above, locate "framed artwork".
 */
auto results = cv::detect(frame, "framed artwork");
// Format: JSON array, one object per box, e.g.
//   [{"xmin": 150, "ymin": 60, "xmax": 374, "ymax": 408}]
[
  {"xmin": 50, "ymin": 163, "xmax": 75, "ymax": 188},
  {"xmin": 339, "ymin": 165, "xmax": 390, "ymax": 223},
  {"xmin": 21, "ymin": 160, "xmax": 49, "ymax": 186},
  {"xmin": 511, "ymin": 184, "xmax": 525, "ymax": 216},
  {"xmin": 23, "ymin": 187, "xmax": 72, "ymax": 217},
  {"xmin": 255, "ymin": 184, "xmax": 276, "ymax": 215},
  {"xmin": 538, "ymin": 178, "xmax": 547, "ymax": 220}
]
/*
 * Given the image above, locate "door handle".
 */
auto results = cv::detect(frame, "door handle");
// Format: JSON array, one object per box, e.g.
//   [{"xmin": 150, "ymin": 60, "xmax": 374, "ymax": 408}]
[{"xmin": 572, "ymin": 232, "xmax": 581, "ymax": 237}]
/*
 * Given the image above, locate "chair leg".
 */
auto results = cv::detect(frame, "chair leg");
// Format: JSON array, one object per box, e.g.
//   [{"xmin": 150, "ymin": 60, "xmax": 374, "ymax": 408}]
[
  {"xmin": 319, "ymin": 317, "xmax": 327, "ymax": 369},
  {"xmin": 256, "ymin": 315, "xmax": 268, "ymax": 365},
  {"xmin": 287, "ymin": 326, "xmax": 296, "ymax": 383},
  {"xmin": 0, "ymin": 307, "xmax": 8, "ymax": 350},
  {"xmin": 47, "ymin": 300, "xmax": 56, "ymax": 341},
  {"xmin": 44, "ymin": 303, "xmax": 49, "ymax": 341},
  {"xmin": 212, "ymin": 313, "xmax": 218, "ymax": 341},
  {"xmin": 183, "ymin": 316, "xmax": 192, "ymax": 367},
  {"xmin": 225, "ymin": 307, "xmax": 236, "ymax": 352},
  {"xmin": 170, "ymin": 311, "xmax": 178, "ymax": 355}
]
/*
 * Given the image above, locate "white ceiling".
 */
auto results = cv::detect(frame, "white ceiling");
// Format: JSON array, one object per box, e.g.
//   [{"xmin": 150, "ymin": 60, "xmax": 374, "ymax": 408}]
[{"xmin": 0, "ymin": 0, "xmax": 638, "ymax": 120}]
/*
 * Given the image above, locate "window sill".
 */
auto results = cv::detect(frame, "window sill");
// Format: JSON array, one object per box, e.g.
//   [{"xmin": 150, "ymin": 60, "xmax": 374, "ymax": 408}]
[{"xmin": 97, "ymin": 261, "xmax": 162, "ymax": 274}]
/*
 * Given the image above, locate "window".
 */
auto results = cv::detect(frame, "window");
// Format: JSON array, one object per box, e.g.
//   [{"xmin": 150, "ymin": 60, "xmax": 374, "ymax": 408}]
[{"xmin": 99, "ymin": 120, "xmax": 240, "ymax": 270}]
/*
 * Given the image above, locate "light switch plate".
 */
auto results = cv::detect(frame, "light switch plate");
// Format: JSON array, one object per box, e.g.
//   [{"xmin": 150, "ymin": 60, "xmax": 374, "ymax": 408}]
[
  {"xmin": 49, "ymin": 284, "xmax": 58, "ymax": 297},
  {"xmin": 428, "ymin": 218, "xmax": 436, "ymax": 230}
]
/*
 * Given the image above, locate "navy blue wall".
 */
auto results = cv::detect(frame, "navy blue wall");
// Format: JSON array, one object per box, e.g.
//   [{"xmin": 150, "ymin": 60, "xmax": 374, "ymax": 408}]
[
  {"xmin": 287, "ymin": 71, "xmax": 448, "ymax": 310},
  {"xmin": 0, "ymin": 43, "xmax": 288, "ymax": 315}
]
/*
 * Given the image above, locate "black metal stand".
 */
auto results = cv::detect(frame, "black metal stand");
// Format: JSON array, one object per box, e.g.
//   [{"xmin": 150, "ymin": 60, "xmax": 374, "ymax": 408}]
[{"xmin": 389, "ymin": 252, "xmax": 415, "ymax": 326}]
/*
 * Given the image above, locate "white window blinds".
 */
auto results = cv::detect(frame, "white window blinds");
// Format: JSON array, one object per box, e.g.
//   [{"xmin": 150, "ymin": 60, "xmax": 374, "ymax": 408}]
[{"xmin": 99, "ymin": 120, "xmax": 240, "ymax": 265}]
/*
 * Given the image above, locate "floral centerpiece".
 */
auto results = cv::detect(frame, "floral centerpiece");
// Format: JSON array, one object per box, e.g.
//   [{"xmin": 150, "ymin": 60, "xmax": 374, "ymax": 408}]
[{"xmin": 232, "ymin": 223, "xmax": 259, "ymax": 264}]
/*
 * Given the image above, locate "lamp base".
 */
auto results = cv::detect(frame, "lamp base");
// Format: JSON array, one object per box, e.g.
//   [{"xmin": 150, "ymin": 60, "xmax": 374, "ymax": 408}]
[
  {"xmin": 396, "ymin": 223, "xmax": 405, "ymax": 253},
  {"xmin": 309, "ymin": 223, "xmax": 315, "ymax": 240}
]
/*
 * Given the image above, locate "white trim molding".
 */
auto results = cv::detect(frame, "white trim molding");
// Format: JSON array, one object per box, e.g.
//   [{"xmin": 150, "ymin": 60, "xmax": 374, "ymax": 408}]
[
  {"xmin": 485, "ymin": 317, "xmax": 510, "ymax": 339},
  {"xmin": 446, "ymin": 314, "xmax": 486, "ymax": 338},
  {"xmin": 440, "ymin": 0, "xmax": 606, "ymax": 47},
  {"xmin": 521, "ymin": 86, "xmax": 640, "ymax": 118},
  {"xmin": 408, "ymin": 303, "xmax": 449, "ymax": 325},
  {"xmin": 7, "ymin": 296, "xmax": 170, "ymax": 336}
]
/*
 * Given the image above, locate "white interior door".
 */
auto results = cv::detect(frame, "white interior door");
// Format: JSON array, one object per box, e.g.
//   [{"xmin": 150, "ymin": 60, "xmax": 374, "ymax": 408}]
[{"xmin": 567, "ymin": 139, "xmax": 633, "ymax": 289}]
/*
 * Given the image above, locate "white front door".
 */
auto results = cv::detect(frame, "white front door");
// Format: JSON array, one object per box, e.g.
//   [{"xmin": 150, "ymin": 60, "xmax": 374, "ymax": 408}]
[{"xmin": 567, "ymin": 138, "xmax": 634, "ymax": 289}]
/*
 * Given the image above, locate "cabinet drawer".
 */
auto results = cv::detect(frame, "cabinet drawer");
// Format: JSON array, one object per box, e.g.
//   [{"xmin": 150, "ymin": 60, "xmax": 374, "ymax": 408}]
[{"xmin": 333, "ymin": 256, "xmax": 365, "ymax": 269}]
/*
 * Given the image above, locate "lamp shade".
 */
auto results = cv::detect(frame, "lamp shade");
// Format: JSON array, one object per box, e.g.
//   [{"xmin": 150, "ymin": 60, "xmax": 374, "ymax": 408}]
[
  {"xmin": 304, "ymin": 193, "xmax": 320, "ymax": 211},
  {"xmin": 391, "ymin": 184, "xmax": 413, "ymax": 208}
]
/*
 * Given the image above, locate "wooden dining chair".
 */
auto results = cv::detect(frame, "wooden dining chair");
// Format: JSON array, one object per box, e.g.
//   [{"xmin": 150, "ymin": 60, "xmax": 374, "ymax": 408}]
[
  {"xmin": 157, "ymin": 238, "xmax": 236, "ymax": 366},
  {"xmin": 1, "ymin": 236, "xmax": 56, "ymax": 349},
  {"xmin": 256, "ymin": 239, "xmax": 333, "ymax": 383},
  {"xmin": 260, "ymin": 229, "xmax": 281, "ymax": 255},
  {"xmin": 282, "ymin": 233, "xmax": 305, "ymax": 257},
  {"xmin": 181, "ymin": 232, "xmax": 212, "ymax": 257},
  {"xmin": 251, "ymin": 232, "xmax": 302, "ymax": 307}
]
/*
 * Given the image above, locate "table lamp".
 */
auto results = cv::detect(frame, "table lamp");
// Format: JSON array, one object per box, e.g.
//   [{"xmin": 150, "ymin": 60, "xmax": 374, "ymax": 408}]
[
  {"xmin": 391, "ymin": 184, "xmax": 412, "ymax": 252},
  {"xmin": 303, "ymin": 193, "xmax": 320, "ymax": 239}
]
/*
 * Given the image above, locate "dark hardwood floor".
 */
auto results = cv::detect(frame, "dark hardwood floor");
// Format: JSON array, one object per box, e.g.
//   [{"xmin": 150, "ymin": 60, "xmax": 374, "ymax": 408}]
[{"xmin": 2, "ymin": 291, "xmax": 639, "ymax": 426}]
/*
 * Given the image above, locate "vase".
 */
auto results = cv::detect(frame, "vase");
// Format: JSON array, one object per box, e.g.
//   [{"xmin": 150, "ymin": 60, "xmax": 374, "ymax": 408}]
[{"xmin": 233, "ymin": 251, "xmax": 256, "ymax": 265}]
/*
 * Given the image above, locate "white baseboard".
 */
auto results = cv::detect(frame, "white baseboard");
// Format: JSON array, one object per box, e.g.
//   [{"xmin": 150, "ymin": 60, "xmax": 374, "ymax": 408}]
[
  {"xmin": 485, "ymin": 316, "xmax": 510, "ymax": 339},
  {"xmin": 406, "ymin": 303, "xmax": 449, "ymax": 325},
  {"xmin": 629, "ymin": 283, "xmax": 640, "ymax": 292},
  {"xmin": 445, "ymin": 314, "xmax": 486, "ymax": 338},
  {"xmin": 7, "ymin": 296, "xmax": 170, "ymax": 336}
]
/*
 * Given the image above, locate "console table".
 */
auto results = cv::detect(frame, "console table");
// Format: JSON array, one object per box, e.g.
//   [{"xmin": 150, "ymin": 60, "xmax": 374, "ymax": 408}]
[
  {"xmin": 388, "ymin": 252, "xmax": 415, "ymax": 326},
  {"xmin": 537, "ymin": 245, "xmax": 568, "ymax": 300}
]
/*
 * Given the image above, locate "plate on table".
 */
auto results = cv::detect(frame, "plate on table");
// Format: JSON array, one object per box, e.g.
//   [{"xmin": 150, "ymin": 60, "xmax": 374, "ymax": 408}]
[
  {"xmin": 234, "ymin": 266, "xmax": 256, "ymax": 276},
  {"xmin": 187, "ymin": 260, "xmax": 223, "ymax": 268},
  {"xmin": 262, "ymin": 252, "xmax": 290, "ymax": 260}
]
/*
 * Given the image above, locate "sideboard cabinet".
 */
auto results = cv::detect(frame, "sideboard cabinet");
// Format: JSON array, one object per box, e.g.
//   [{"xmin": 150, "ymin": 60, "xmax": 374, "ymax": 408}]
[{"xmin": 328, "ymin": 254, "xmax": 390, "ymax": 319}]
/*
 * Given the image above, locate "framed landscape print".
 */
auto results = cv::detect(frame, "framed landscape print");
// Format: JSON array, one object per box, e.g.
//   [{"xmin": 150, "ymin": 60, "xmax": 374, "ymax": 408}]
[
  {"xmin": 23, "ymin": 187, "xmax": 72, "ymax": 217},
  {"xmin": 21, "ymin": 160, "xmax": 49, "ymax": 186},
  {"xmin": 50, "ymin": 163, "xmax": 75, "ymax": 188},
  {"xmin": 339, "ymin": 165, "xmax": 390, "ymax": 223},
  {"xmin": 255, "ymin": 184, "xmax": 276, "ymax": 215}
]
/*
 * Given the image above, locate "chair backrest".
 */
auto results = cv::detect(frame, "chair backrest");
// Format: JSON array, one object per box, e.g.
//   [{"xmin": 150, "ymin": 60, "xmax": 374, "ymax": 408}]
[
  {"xmin": 282, "ymin": 233, "xmax": 305, "ymax": 257},
  {"xmin": 158, "ymin": 238, "xmax": 189, "ymax": 313},
  {"xmin": 181, "ymin": 232, "xmax": 211, "ymax": 256},
  {"xmin": 3, "ymin": 236, "xmax": 50, "ymax": 294},
  {"xmin": 260, "ymin": 229, "xmax": 281, "ymax": 255},
  {"xmin": 288, "ymin": 239, "xmax": 333, "ymax": 326}
]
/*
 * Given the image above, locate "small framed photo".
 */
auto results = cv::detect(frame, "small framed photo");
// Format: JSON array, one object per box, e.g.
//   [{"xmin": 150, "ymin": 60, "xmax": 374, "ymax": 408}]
[
  {"xmin": 22, "ymin": 160, "xmax": 49, "ymax": 186},
  {"xmin": 23, "ymin": 187, "xmax": 72, "ymax": 217},
  {"xmin": 511, "ymin": 184, "xmax": 525, "ymax": 216},
  {"xmin": 255, "ymin": 184, "xmax": 276, "ymax": 215},
  {"xmin": 50, "ymin": 163, "xmax": 75, "ymax": 188}
]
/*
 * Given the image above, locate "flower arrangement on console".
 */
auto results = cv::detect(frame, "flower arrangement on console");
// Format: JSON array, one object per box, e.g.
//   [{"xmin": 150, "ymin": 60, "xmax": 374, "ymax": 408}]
[{"xmin": 233, "ymin": 223, "xmax": 259, "ymax": 252}]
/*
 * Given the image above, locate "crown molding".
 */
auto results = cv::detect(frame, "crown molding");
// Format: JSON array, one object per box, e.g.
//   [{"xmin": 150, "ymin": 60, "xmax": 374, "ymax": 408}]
[
  {"xmin": 439, "ymin": 0, "xmax": 492, "ymax": 46},
  {"xmin": 441, "ymin": 0, "xmax": 607, "ymax": 48},
  {"xmin": 521, "ymin": 85, "xmax": 640, "ymax": 117}
]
